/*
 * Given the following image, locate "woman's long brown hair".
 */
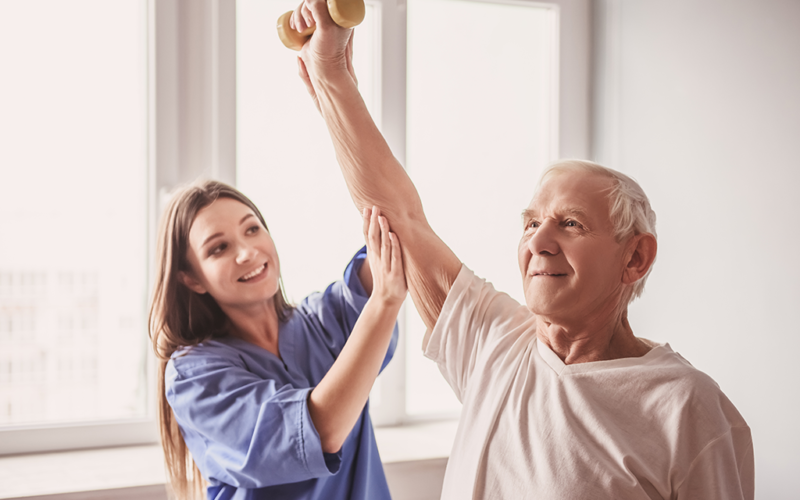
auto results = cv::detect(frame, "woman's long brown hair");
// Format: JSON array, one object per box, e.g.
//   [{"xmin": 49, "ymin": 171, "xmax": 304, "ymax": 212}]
[{"xmin": 148, "ymin": 180, "xmax": 293, "ymax": 499}]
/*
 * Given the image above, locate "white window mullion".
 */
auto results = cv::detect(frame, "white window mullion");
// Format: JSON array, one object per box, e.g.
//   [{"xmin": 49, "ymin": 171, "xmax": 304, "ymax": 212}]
[{"xmin": 366, "ymin": 0, "xmax": 408, "ymax": 427}]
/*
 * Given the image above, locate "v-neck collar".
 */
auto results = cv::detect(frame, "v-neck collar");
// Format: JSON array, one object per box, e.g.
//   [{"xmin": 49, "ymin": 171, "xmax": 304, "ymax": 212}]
[
  {"xmin": 535, "ymin": 338, "xmax": 670, "ymax": 376},
  {"xmin": 224, "ymin": 320, "xmax": 296, "ymax": 374}
]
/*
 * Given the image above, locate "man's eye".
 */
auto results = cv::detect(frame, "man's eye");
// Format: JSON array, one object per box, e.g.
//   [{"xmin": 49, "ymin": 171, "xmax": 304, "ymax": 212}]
[
  {"xmin": 565, "ymin": 220, "xmax": 577, "ymax": 227},
  {"xmin": 527, "ymin": 220, "xmax": 540, "ymax": 229}
]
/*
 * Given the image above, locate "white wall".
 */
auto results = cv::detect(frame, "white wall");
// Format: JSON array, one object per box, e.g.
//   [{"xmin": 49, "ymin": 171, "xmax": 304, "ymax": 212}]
[{"xmin": 593, "ymin": 1, "xmax": 800, "ymax": 497}]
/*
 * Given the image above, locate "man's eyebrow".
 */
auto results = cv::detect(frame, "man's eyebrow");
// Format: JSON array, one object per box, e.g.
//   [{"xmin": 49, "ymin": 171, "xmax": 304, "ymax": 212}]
[
  {"xmin": 521, "ymin": 207, "xmax": 590, "ymax": 220},
  {"xmin": 562, "ymin": 207, "xmax": 590, "ymax": 219}
]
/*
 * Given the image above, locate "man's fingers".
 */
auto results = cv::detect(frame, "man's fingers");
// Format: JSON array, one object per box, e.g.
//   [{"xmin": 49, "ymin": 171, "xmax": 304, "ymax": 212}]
[
  {"xmin": 345, "ymin": 32, "xmax": 357, "ymax": 86},
  {"xmin": 300, "ymin": 2, "xmax": 315, "ymax": 30},
  {"xmin": 290, "ymin": 7, "xmax": 306, "ymax": 32},
  {"xmin": 297, "ymin": 57, "xmax": 313, "ymax": 94}
]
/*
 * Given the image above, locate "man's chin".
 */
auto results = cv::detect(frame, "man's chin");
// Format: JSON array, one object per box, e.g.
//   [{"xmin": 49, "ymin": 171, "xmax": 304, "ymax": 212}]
[{"xmin": 525, "ymin": 291, "xmax": 565, "ymax": 315}]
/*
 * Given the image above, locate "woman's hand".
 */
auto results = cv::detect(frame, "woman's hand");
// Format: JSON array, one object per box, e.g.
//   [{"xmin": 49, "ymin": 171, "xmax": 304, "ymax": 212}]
[
  {"xmin": 308, "ymin": 206, "xmax": 405, "ymax": 454},
  {"xmin": 363, "ymin": 206, "xmax": 407, "ymax": 306}
]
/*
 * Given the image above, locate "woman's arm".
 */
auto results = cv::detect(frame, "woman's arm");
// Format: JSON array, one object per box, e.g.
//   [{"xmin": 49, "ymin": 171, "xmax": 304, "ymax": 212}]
[
  {"xmin": 309, "ymin": 207, "xmax": 405, "ymax": 453},
  {"xmin": 291, "ymin": 0, "xmax": 461, "ymax": 330}
]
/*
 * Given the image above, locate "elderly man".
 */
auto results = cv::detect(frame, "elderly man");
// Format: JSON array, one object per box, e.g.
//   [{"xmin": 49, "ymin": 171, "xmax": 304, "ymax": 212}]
[{"xmin": 289, "ymin": 3, "xmax": 754, "ymax": 498}]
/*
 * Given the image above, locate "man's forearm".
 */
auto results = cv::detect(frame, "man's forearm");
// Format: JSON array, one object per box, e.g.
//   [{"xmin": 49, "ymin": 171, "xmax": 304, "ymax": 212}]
[
  {"xmin": 310, "ymin": 66, "xmax": 423, "ymax": 223},
  {"xmin": 304, "ymin": 63, "xmax": 460, "ymax": 328}
]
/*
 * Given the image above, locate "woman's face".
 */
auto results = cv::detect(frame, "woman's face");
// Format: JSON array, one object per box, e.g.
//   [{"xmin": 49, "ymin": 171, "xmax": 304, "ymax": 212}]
[{"xmin": 181, "ymin": 197, "xmax": 281, "ymax": 309}]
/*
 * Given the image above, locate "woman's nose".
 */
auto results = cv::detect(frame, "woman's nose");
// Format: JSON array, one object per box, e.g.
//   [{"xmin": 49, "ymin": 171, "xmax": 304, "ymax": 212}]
[{"xmin": 236, "ymin": 244, "xmax": 258, "ymax": 264}]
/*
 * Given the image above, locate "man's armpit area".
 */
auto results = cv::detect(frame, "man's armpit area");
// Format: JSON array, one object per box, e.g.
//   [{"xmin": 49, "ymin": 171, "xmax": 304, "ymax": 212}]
[{"xmin": 405, "ymin": 262, "xmax": 461, "ymax": 329}]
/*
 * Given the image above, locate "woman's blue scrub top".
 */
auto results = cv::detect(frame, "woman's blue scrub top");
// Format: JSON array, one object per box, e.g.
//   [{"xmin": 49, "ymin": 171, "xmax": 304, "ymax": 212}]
[{"xmin": 165, "ymin": 247, "xmax": 398, "ymax": 499}]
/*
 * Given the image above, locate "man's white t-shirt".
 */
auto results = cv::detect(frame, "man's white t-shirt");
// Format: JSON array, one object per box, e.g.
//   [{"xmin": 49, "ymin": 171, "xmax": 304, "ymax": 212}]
[{"xmin": 423, "ymin": 265, "xmax": 754, "ymax": 500}]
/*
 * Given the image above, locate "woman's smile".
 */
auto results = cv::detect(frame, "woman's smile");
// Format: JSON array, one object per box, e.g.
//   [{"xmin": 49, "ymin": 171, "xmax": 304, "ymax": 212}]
[{"xmin": 239, "ymin": 262, "xmax": 268, "ymax": 282}]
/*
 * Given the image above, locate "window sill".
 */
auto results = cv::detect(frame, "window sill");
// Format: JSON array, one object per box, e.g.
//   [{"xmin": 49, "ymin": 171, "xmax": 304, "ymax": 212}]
[{"xmin": 0, "ymin": 420, "xmax": 457, "ymax": 500}]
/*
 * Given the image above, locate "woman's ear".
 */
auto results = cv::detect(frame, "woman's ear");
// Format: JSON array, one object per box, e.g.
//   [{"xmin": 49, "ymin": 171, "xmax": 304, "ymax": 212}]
[
  {"xmin": 178, "ymin": 271, "xmax": 208, "ymax": 295},
  {"xmin": 622, "ymin": 233, "xmax": 657, "ymax": 285}
]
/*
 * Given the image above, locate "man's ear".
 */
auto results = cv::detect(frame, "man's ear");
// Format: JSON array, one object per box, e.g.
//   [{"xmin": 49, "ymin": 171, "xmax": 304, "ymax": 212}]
[
  {"xmin": 178, "ymin": 271, "xmax": 208, "ymax": 295},
  {"xmin": 622, "ymin": 233, "xmax": 657, "ymax": 285}
]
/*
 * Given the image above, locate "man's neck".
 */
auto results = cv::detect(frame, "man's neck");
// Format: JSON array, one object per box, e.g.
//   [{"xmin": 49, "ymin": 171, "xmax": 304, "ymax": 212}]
[{"xmin": 535, "ymin": 312, "xmax": 651, "ymax": 365}]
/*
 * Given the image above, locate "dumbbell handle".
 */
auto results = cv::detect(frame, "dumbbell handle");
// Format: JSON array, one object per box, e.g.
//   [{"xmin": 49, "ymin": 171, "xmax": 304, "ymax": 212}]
[{"xmin": 277, "ymin": 0, "xmax": 365, "ymax": 51}]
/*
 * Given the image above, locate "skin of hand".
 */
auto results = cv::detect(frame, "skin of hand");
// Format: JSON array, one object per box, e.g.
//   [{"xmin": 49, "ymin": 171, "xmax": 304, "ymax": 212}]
[
  {"xmin": 308, "ymin": 206, "xmax": 407, "ymax": 453},
  {"xmin": 290, "ymin": 0, "xmax": 356, "ymax": 107},
  {"xmin": 363, "ymin": 207, "xmax": 408, "ymax": 307}
]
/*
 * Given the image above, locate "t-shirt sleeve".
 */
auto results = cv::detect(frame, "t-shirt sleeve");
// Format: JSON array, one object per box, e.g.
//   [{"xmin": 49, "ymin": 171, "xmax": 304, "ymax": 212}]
[
  {"xmin": 675, "ymin": 425, "xmax": 754, "ymax": 500},
  {"xmin": 297, "ymin": 245, "xmax": 398, "ymax": 373},
  {"xmin": 422, "ymin": 264, "xmax": 533, "ymax": 402},
  {"xmin": 166, "ymin": 352, "xmax": 341, "ymax": 489}
]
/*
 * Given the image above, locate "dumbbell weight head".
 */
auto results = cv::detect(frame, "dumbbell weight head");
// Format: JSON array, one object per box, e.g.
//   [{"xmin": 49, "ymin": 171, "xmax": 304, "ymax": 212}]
[
  {"xmin": 276, "ymin": 0, "xmax": 365, "ymax": 50},
  {"xmin": 277, "ymin": 11, "xmax": 314, "ymax": 52},
  {"xmin": 328, "ymin": 0, "xmax": 365, "ymax": 29}
]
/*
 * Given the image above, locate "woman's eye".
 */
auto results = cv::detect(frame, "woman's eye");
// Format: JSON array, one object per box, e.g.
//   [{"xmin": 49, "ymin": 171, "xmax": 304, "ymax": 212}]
[
  {"xmin": 246, "ymin": 226, "xmax": 260, "ymax": 235},
  {"xmin": 210, "ymin": 243, "xmax": 227, "ymax": 256}
]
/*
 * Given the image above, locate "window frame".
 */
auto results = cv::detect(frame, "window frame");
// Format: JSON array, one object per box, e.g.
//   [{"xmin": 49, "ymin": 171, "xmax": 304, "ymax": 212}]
[
  {"xmin": 370, "ymin": 0, "xmax": 592, "ymax": 426},
  {"xmin": 0, "ymin": 0, "xmax": 589, "ymax": 455}
]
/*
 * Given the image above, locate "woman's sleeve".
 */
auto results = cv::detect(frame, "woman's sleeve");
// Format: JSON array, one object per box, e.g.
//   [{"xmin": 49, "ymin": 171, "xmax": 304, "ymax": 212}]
[
  {"xmin": 166, "ymin": 352, "xmax": 341, "ymax": 488},
  {"xmin": 299, "ymin": 246, "xmax": 398, "ymax": 373}
]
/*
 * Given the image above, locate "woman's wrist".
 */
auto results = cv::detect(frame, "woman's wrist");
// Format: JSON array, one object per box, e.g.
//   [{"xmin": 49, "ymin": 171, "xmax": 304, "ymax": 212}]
[{"xmin": 365, "ymin": 293, "xmax": 405, "ymax": 314}]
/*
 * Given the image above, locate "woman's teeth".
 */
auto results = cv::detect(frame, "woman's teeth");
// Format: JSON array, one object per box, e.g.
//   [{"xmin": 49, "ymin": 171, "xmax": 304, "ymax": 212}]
[{"xmin": 240, "ymin": 264, "xmax": 266, "ymax": 281}]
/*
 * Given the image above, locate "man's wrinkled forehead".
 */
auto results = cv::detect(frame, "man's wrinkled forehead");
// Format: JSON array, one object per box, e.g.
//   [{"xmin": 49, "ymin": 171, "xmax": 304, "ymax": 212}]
[{"xmin": 527, "ymin": 169, "xmax": 615, "ymax": 221}]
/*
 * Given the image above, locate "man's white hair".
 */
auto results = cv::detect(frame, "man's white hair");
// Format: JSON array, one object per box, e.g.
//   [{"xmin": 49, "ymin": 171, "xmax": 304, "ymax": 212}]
[{"xmin": 537, "ymin": 159, "xmax": 657, "ymax": 303}]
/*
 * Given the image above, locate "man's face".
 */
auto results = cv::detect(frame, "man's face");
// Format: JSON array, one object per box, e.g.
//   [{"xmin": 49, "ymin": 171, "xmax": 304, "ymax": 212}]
[{"xmin": 517, "ymin": 170, "xmax": 629, "ymax": 321}]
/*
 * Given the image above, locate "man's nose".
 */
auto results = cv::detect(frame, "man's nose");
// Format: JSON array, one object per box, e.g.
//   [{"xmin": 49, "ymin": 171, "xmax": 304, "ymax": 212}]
[{"xmin": 527, "ymin": 220, "xmax": 560, "ymax": 256}]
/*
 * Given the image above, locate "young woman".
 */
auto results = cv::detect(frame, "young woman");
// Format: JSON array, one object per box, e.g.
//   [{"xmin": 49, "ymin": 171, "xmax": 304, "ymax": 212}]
[{"xmin": 149, "ymin": 180, "xmax": 405, "ymax": 499}]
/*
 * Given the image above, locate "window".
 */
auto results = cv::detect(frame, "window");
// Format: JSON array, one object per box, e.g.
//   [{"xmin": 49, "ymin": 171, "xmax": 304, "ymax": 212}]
[
  {"xmin": 0, "ymin": 0, "xmax": 153, "ymax": 454},
  {"xmin": 404, "ymin": 0, "xmax": 559, "ymax": 417},
  {"xmin": 235, "ymin": 0, "xmax": 587, "ymax": 424},
  {"xmin": 1, "ymin": 0, "xmax": 588, "ymax": 454}
]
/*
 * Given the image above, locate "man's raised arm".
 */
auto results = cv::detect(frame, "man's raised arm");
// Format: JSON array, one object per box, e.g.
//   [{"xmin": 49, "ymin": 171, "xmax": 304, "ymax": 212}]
[{"xmin": 290, "ymin": 0, "xmax": 461, "ymax": 329}]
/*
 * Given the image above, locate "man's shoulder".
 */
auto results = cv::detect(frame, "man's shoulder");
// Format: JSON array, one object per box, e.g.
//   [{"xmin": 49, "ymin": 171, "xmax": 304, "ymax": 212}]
[
  {"xmin": 640, "ymin": 344, "xmax": 720, "ymax": 393},
  {"xmin": 640, "ymin": 345, "xmax": 748, "ymax": 428}
]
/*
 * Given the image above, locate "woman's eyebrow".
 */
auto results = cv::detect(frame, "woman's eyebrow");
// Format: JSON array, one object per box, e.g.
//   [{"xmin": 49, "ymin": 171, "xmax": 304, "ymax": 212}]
[
  {"xmin": 201, "ymin": 215, "xmax": 256, "ymax": 248},
  {"xmin": 201, "ymin": 232, "xmax": 223, "ymax": 248}
]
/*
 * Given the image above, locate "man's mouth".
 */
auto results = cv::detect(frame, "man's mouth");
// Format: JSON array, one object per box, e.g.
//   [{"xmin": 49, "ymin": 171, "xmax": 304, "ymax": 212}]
[
  {"xmin": 532, "ymin": 272, "xmax": 566, "ymax": 277},
  {"xmin": 239, "ymin": 263, "xmax": 267, "ymax": 282}
]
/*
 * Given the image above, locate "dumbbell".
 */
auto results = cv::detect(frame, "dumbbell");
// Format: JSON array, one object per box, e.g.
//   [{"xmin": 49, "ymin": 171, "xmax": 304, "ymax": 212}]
[{"xmin": 276, "ymin": 0, "xmax": 365, "ymax": 51}]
